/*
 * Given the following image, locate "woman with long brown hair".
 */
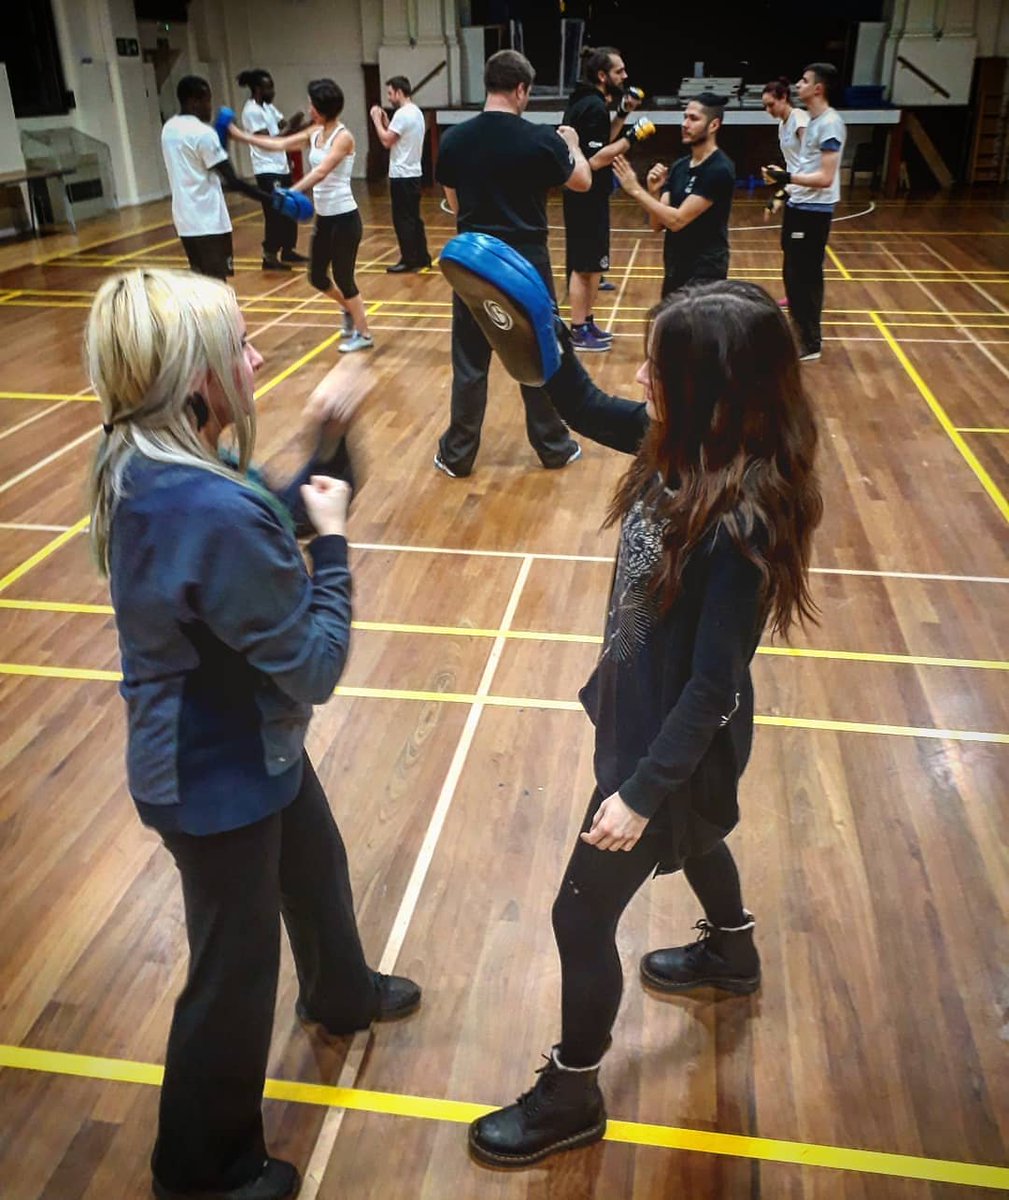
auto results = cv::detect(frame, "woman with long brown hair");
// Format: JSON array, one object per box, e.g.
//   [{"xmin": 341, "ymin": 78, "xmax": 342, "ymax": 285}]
[{"xmin": 469, "ymin": 279, "xmax": 822, "ymax": 1169}]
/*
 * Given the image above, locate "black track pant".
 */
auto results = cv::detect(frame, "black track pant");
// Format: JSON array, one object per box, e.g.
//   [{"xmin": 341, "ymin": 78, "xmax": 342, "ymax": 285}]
[
  {"xmin": 152, "ymin": 755, "xmax": 378, "ymax": 1192},
  {"xmin": 254, "ymin": 171, "xmax": 297, "ymax": 256},
  {"xmin": 552, "ymin": 790, "xmax": 747, "ymax": 1068},
  {"xmin": 781, "ymin": 205, "xmax": 833, "ymax": 354},
  {"xmin": 390, "ymin": 176, "xmax": 429, "ymax": 267}
]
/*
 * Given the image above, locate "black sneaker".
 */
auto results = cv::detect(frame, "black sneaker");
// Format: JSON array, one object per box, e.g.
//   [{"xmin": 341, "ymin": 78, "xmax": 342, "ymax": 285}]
[
  {"xmin": 469, "ymin": 1050, "xmax": 606, "ymax": 1168},
  {"xmin": 261, "ymin": 257, "xmax": 291, "ymax": 272},
  {"xmin": 280, "ymin": 249, "xmax": 309, "ymax": 264},
  {"xmin": 152, "ymin": 1157, "xmax": 300, "ymax": 1200},
  {"xmin": 641, "ymin": 916, "xmax": 760, "ymax": 996},
  {"xmin": 386, "ymin": 261, "xmax": 409, "ymax": 273}
]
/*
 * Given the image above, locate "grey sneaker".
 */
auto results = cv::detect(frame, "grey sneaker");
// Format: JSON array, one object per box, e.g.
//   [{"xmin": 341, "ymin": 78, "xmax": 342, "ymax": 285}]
[{"xmin": 338, "ymin": 332, "xmax": 374, "ymax": 354}]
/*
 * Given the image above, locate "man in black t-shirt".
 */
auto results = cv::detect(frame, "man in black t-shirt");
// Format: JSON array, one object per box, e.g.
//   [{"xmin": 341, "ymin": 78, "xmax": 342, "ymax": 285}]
[
  {"xmin": 562, "ymin": 46, "xmax": 647, "ymax": 353},
  {"xmin": 613, "ymin": 93, "xmax": 735, "ymax": 296},
  {"xmin": 434, "ymin": 50, "xmax": 592, "ymax": 478}
]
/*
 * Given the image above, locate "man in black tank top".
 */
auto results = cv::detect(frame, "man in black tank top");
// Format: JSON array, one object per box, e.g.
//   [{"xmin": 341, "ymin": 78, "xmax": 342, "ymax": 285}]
[{"xmin": 434, "ymin": 50, "xmax": 592, "ymax": 477}]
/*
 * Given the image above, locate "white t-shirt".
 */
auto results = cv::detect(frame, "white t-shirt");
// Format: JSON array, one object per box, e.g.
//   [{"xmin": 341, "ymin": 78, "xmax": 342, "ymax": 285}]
[
  {"xmin": 388, "ymin": 102, "xmax": 425, "ymax": 179},
  {"xmin": 241, "ymin": 99, "xmax": 288, "ymax": 175},
  {"xmin": 788, "ymin": 107, "xmax": 846, "ymax": 210},
  {"xmin": 778, "ymin": 107, "xmax": 809, "ymax": 177},
  {"xmin": 161, "ymin": 114, "xmax": 231, "ymax": 237}
]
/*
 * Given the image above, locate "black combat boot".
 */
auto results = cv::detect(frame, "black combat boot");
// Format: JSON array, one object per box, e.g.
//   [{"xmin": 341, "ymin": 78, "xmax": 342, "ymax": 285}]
[
  {"xmin": 469, "ymin": 1048, "xmax": 607, "ymax": 1168},
  {"xmin": 152, "ymin": 1157, "xmax": 299, "ymax": 1200},
  {"xmin": 640, "ymin": 913, "xmax": 760, "ymax": 995}
]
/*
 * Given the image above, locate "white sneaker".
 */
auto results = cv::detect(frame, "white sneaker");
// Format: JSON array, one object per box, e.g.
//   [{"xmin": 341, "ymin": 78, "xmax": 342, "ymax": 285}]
[
  {"xmin": 798, "ymin": 348, "xmax": 821, "ymax": 362},
  {"xmin": 433, "ymin": 453, "xmax": 459, "ymax": 478},
  {"xmin": 338, "ymin": 332, "xmax": 374, "ymax": 354},
  {"xmin": 339, "ymin": 311, "xmax": 355, "ymax": 340}
]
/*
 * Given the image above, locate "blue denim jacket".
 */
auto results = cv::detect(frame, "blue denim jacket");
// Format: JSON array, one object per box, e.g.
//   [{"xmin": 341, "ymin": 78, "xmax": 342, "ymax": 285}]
[{"xmin": 109, "ymin": 455, "xmax": 351, "ymax": 835}]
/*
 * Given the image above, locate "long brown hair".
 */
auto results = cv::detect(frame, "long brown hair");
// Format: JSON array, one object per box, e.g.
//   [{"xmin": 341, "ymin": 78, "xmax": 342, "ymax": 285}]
[{"xmin": 607, "ymin": 280, "xmax": 822, "ymax": 638}]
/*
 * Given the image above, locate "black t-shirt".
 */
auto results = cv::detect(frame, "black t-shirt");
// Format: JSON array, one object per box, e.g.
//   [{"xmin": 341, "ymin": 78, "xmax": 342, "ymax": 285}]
[
  {"xmin": 563, "ymin": 84, "xmax": 612, "ymax": 204},
  {"xmin": 662, "ymin": 147, "xmax": 735, "ymax": 282},
  {"xmin": 436, "ymin": 111, "xmax": 574, "ymax": 275}
]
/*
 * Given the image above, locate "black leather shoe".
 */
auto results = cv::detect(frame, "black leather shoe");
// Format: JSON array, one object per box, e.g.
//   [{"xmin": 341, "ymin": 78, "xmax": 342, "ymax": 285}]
[
  {"xmin": 296, "ymin": 973, "xmax": 421, "ymax": 1037},
  {"xmin": 280, "ymin": 250, "xmax": 309, "ymax": 264},
  {"xmin": 641, "ymin": 916, "xmax": 760, "ymax": 995},
  {"xmin": 469, "ymin": 1050, "xmax": 606, "ymax": 1168},
  {"xmin": 152, "ymin": 1157, "xmax": 300, "ymax": 1199},
  {"xmin": 261, "ymin": 258, "xmax": 291, "ymax": 272},
  {"xmin": 386, "ymin": 261, "xmax": 409, "ymax": 273}
]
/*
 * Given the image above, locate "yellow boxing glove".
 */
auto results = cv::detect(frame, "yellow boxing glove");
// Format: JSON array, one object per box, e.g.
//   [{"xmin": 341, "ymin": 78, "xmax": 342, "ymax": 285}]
[{"xmin": 626, "ymin": 118, "xmax": 656, "ymax": 144}]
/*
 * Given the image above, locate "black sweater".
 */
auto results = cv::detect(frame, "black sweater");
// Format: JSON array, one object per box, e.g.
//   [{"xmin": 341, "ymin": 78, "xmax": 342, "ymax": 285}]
[{"xmin": 542, "ymin": 334, "xmax": 765, "ymax": 863}]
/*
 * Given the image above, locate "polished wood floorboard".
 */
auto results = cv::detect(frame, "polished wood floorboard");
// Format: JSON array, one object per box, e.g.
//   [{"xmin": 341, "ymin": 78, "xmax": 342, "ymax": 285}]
[{"xmin": 0, "ymin": 186, "xmax": 1007, "ymax": 1199}]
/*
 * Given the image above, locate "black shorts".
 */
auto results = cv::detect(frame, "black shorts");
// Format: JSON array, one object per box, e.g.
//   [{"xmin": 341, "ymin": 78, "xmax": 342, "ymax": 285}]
[
  {"xmin": 181, "ymin": 232, "xmax": 234, "ymax": 281},
  {"xmin": 563, "ymin": 192, "xmax": 610, "ymax": 274}
]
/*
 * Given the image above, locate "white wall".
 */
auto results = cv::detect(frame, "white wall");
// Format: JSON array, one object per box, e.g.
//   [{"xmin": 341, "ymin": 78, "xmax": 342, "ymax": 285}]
[
  {"xmin": 17, "ymin": 0, "xmax": 168, "ymax": 207},
  {"xmin": 882, "ymin": 0, "xmax": 1007, "ymax": 104},
  {"xmin": 0, "ymin": 65, "xmax": 26, "ymax": 174}
]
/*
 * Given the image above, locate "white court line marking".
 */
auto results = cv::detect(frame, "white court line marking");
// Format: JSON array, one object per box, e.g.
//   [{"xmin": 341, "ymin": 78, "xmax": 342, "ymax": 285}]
[
  {"xmin": 0, "ymin": 427, "xmax": 99, "ymax": 494},
  {"xmin": 605, "ymin": 238, "xmax": 641, "ymax": 333},
  {"xmin": 348, "ymin": 541, "xmax": 1008, "ymax": 583},
  {"xmin": 919, "ymin": 243, "xmax": 1009, "ymax": 315},
  {"xmin": 0, "ymin": 399, "xmax": 73, "ymax": 443},
  {"xmin": 300, "ymin": 556, "xmax": 534, "ymax": 1198},
  {"xmin": 881, "ymin": 246, "xmax": 1009, "ymax": 384}
]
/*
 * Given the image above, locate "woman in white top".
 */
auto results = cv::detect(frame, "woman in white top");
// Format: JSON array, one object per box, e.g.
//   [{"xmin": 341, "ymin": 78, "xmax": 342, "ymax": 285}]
[
  {"xmin": 761, "ymin": 76, "xmax": 808, "ymax": 220},
  {"xmin": 238, "ymin": 68, "xmax": 308, "ymax": 271},
  {"xmin": 230, "ymin": 79, "xmax": 373, "ymax": 353}
]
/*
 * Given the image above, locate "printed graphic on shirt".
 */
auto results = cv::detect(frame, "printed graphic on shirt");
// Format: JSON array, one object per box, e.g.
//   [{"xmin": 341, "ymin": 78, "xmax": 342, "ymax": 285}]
[{"xmin": 603, "ymin": 498, "xmax": 668, "ymax": 664}]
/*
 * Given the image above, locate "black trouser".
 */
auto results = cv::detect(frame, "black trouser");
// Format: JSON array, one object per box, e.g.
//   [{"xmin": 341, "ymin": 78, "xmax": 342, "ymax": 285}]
[
  {"xmin": 255, "ymin": 171, "xmax": 297, "ymax": 256},
  {"xmin": 551, "ymin": 790, "xmax": 747, "ymax": 1068},
  {"xmin": 661, "ymin": 259, "xmax": 728, "ymax": 299},
  {"xmin": 781, "ymin": 205, "xmax": 833, "ymax": 353},
  {"xmin": 439, "ymin": 259, "xmax": 577, "ymax": 476},
  {"xmin": 152, "ymin": 755, "xmax": 378, "ymax": 1192},
  {"xmin": 389, "ymin": 176, "xmax": 429, "ymax": 267},
  {"xmin": 309, "ymin": 210, "xmax": 363, "ymax": 299}
]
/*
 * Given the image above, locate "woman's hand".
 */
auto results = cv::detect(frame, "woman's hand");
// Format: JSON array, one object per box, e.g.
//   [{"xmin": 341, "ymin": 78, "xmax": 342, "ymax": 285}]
[
  {"xmin": 302, "ymin": 365, "xmax": 365, "ymax": 455},
  {"xmin": 580, "ymin": 792, "xmax": 649, "ymax": 852},
  {"xmin": 300, "ymin": 475, "xmax": 352, "ymax": 538},
  {"xmin": 612, "ymin": 155, "xmax": 644, "ymax": 199}
]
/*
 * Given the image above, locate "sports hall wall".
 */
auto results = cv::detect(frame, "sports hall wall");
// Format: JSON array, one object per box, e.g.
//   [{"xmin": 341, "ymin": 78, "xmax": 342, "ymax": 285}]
[{"xmin": 3, "ymin": 0, "xmax": 1008, "ymax": 216}]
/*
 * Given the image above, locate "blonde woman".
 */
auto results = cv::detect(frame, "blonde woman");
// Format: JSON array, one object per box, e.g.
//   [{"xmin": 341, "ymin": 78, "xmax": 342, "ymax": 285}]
[
  {"xmin": 228, "ymin": 79, "xmax": 373, "ymax": 353},
  {"xmin": 88, "ymin": 269, "xmax": 419, "ymax": 1200}
]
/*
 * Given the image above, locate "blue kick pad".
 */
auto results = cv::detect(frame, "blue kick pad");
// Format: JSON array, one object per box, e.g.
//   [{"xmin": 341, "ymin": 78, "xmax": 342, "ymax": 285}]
[{"xmin": 440, "ymin": 233, "xmax": 562, "ymax": 386}]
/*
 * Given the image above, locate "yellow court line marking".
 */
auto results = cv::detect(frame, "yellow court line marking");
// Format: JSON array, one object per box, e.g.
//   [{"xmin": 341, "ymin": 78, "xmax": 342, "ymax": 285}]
[
  {"xmin": 1, "ymin": 664, "xmax": 1006, "ymax": 743},
  {"xmin": 825, "ymin": 245, "xmax": 852, "ymax": 281},
  {"xmin": 0, "ymin": 391, "xmax": 97, "ymax": 402},
  {"xmin": 251, "ymin": 300, "xmax": 382, "ymax": 401},
  {"xmin": 871, "ymin": 312, "xmax": 1009, "ymax": 525},
  {"xmin": 0, "ymin": 519, "xmax": 90, "ymax": 594},
  {"xmin": 957, "ymin": 427, "xmax": 1009, "ymax": 434},
  {"xmin": 4, "ymin": 604, "xmax": 1008, "ymax": 673},
  {"xmin": 0, "ymin": 1045, "xmax": 1005, "ymax": 1189}
]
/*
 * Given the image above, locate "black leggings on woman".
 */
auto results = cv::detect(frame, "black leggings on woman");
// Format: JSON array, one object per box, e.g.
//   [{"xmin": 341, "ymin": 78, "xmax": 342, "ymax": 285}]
[
  {"xmin": 309, "ymin": 209, "xmax": 363, "ymax": 298},
  {"xmin": 551, "ymin": 790, "xmax": 746, "ymax": 1068}
]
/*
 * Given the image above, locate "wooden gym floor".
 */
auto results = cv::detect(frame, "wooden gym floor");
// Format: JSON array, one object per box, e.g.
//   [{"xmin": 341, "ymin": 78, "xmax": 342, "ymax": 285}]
[{"xmin": 0, "ymin": 186, "xmax": 1007, "ymax": 1199}]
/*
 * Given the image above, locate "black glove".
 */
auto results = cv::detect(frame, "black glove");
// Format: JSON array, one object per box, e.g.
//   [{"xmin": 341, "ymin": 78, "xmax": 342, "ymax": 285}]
[{"xmin": 764, "ymin": 164, "xmax": 791, "ymax": 187}]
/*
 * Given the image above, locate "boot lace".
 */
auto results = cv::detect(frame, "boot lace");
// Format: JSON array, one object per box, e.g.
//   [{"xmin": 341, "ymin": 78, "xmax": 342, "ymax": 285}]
[
  {"xmin": 683, "ymin": 919, "xmax": 716, "ymax": 965},
  {"xmin": 515, "ymin": 1055, "xmax": 557, "ymax": 1117}
]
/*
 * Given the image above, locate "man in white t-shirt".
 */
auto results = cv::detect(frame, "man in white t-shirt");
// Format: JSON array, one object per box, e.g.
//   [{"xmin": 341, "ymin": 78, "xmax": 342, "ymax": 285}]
[
  {"xmin": 762, "ymin": 63, "xmax": 846, "ymax": 361},
  {"xmin": 369, "ymin": 76, "xmax": 431, "ymax": 273},
  {"xmin": 161, "ymin": 76, "xmax": 273, "ymax": 281},
  {"xmin": 238, "ymin": 68, "xmax": 309, "ymax": 271}
]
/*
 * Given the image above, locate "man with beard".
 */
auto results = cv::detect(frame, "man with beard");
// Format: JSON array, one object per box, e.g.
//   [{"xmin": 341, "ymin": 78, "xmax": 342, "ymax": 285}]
[
  {"xmin": 562, "ymin": 46, "xmax": 652, "ymax": 352},
  {"xmin": 613, "ymin": 92, "xmax": 735, "ymax": 298}
]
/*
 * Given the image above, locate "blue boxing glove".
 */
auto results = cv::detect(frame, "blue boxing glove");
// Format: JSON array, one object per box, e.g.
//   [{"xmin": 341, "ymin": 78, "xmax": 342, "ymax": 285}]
[
  {"xmin": 271, "ymin": 187, "xmax": 314, "ymax": 223},
  {"xmin": 213, "ymin": 106, "xmax": 236, "ymax": 150}
]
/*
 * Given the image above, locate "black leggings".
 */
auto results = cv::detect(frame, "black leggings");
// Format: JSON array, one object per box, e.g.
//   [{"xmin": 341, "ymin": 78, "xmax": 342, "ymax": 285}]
[
  {"xmin": 309, "ymin": 209, "xmax": 362, "ymax": 298},
  {"xmin": 551, "ymin": 791, "xmax": 746, "ymax": 1068}
]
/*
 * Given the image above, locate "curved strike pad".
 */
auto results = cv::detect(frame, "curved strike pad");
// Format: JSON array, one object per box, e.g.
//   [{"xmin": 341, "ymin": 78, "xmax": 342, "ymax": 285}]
[{"xmin": 440, "ymin": 233, "xmax": 562, "ymax": 387}]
